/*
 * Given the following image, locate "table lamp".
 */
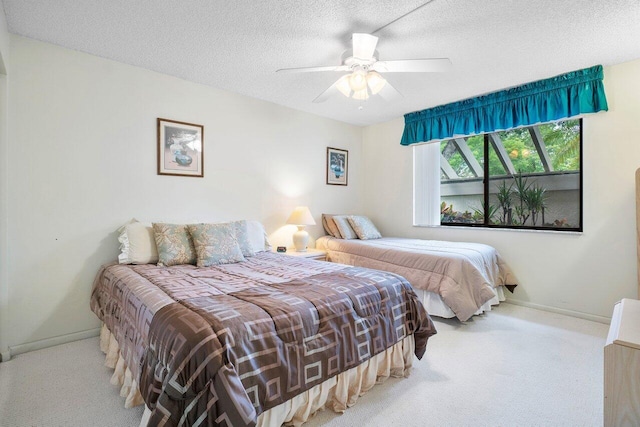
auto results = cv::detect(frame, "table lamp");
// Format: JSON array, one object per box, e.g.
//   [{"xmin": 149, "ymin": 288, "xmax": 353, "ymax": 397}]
[{"xmin": 286, "ymin": 206, "xmax": 316, "ymax": 252}]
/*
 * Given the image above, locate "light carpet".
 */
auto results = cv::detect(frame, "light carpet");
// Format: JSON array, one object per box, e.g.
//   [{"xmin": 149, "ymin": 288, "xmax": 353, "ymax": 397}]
[{"xmin": 0, "ymin": 303, "xmax": 609, "ymax": 427}]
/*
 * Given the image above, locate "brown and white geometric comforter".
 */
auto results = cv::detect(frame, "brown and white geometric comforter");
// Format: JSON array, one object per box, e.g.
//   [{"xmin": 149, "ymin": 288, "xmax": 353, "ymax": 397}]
[
  {"xmin": 316, "ymin": 237, "xmax": 518, "ymax": 322},
  {"xmin": 90, "ymin": 252, "xmax": 435, "ymax": 427}
]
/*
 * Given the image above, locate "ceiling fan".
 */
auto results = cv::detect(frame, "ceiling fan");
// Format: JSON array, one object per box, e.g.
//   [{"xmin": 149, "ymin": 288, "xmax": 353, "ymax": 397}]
[{"xmin": 276, "ymin": 33, "xmax": 451, "ymax": 103}]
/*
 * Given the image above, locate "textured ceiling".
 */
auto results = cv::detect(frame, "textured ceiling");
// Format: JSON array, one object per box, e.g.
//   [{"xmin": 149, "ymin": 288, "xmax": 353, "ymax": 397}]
[{"xmin": 3, "ymin": 0, "xmax": 640, "ymax": 126}]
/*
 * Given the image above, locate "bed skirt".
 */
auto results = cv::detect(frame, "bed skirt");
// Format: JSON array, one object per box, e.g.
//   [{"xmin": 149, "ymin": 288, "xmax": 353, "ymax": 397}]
[
  {"xmin": 415, "ymin": 285, "xmax": 506, "ymax": 319},
  {"xmin": 99, "ymin": 324, "xmax": 415, "ymax": 427},
  {"xmin": 99, "ymin": 324, "xmax": 145, "ymax": 408}
]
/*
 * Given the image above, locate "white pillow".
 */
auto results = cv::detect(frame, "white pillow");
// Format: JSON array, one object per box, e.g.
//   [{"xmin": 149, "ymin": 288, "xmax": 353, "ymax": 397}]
[
  {"xmin": 246, "ymin": 220, "xmax": 272, "ymax": 253},
  {"xmin": 118, "ymin": 219, "xmax": 159, "ymax": 264}
]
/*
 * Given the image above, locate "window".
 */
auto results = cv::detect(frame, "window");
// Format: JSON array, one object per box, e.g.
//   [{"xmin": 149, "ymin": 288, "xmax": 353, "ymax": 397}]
[{"xmin": 415, "ymin": 119, "xmax": 582, "ymax": 232}]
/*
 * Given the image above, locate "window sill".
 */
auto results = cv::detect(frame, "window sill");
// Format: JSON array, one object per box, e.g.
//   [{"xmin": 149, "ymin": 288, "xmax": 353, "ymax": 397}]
[{"xmin": 413, "ymin": 224, "xmax": 583, "ymax": 235}]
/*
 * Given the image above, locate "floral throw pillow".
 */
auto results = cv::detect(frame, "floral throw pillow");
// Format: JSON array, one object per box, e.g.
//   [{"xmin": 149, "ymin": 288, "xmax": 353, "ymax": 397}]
[
  {"xmin": 187, "ymin": 223, "xmax": 246, "ymax": 267},
  {"xmin": 152, "ymin": 223, "xmax": 197, "ymax": 266},
  {"xmin": 332, "ymin": 215, "xmax": 359, "ymax": 239},
  {"xmin": 232, "ymin": 220, "xmax": 256, "ymax": 257},
  {"xmin": 347, "ymin": 215, "xmax": 382, "ymax": 240}
]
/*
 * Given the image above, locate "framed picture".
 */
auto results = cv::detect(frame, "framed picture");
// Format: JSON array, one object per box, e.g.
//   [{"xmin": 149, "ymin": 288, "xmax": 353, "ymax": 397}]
[
  {"xmin": 157, "ymin": 118, "xmax": 204, "ymax": 177},
  {"xmin": 326, "ymin": 147, "xmax": 348, "ymax": 186}
]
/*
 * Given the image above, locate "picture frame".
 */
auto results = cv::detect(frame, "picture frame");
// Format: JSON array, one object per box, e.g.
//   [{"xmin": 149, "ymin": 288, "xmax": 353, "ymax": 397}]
[
  {"xmin": 326, "ymin": 147, "xmax": 348, "ymax": 186},
  {"xmin": 157, "ymin": 118, "xmax": 204, "ymax": 177}
]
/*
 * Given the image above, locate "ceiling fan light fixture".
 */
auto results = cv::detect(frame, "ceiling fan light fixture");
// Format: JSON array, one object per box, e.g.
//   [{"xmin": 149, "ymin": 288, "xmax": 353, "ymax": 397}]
[
  {"xmin": 366, "ymin": 71, "xmax": 387, "ymax": 94},
  {"xmin": 348, "ymin": 69, "xmax": 368, "ymax": 92},
  {"xmin": 277, "ymin": 32, "xmax": 451, "ymax": 103},
  {"xmin": 352, "ymin": 88, "xmax": 369, "ymax": 101},
  {"xmin": 335, "ymin": 75, "xmax": 352, "ymax": 97}
]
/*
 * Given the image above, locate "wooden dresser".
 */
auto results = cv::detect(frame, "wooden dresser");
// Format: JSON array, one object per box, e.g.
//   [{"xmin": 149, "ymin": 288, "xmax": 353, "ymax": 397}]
[{"xmin": 605, "ymin": 298, "xmax": 640, "ymax": 426}]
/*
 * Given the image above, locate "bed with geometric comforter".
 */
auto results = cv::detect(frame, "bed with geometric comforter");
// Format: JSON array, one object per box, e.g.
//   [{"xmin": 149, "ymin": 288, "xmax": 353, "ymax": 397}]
[{"xmin": 90, "ymin": 251, "xmax": 435, "ymax": 426}]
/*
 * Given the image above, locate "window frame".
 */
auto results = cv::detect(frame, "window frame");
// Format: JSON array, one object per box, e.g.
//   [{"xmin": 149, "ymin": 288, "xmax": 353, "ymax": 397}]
[{"xmin": 439, "ymin": 119, "xmax": 583, "ymax": 232}]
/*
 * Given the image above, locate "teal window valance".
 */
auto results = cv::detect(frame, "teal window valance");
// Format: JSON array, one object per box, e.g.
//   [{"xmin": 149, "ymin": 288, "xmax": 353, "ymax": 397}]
[{"xmin": 401, "ymin": 65, "xmax": 608, "ymax": 146}]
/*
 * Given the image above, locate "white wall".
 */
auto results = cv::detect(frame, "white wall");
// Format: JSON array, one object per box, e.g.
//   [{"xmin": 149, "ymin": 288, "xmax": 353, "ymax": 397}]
[
  {"xmin": 363, "ymin": 59, "xmax": 640, "ymax": 322},
  {"xmin": 0, "ymin": 1, "xmax": 8, "ymax": 73},
  {"xmin": 5, "ymin": 35, "xmax": 364, "ymax": 355},
  {"xmin": 0, "ymin": 3, "xmax": 9, "ymax": 361}
]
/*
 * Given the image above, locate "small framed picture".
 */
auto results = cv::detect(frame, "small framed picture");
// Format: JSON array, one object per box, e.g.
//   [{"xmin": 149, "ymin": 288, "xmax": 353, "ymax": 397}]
[
  {"xmin": 157, "ymin": 118, "xmax": 204, "ymax": 177},
  {"xmin": 326, "ymin": 147, "xmax": 348, "ymax": 186}
]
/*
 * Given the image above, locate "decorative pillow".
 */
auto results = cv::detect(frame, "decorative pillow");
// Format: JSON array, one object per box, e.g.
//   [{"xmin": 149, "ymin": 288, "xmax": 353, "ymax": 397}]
[
  {"xmin": 322, "ymin": 214, "xmax": 341, "ymax": 238},
  {"xmin": 187, "ymin": 223, "xmax": 246, "ymax": 267},
  {"xmin": 348, "ymin": 215, "xmax": 382, "ymax": 240},
  {"xmin": 246, "ymin": 220, "xmax": 272, "ymax": 252},
  {"xmin": 231, "ymin": 220, "xmax": 256, "ymax": 257},
  {"xmin": 118, "ymin": 219, "xmax": 159, "ymax": 264},
  {"xmin": 332, "ymin": 215, "xmax": 359, "ymax": 239},
  {"xmin": 152, "ymin": 223, "xmax": 197, "ymax": 266}
]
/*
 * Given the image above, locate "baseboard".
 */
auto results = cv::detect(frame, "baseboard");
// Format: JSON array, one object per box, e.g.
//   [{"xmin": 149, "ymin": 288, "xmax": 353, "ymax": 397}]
[
  {"xmin": 505, "ymin": 298, "xmax": 611, "ymax": 324},
  {"xmin": 8, "ymin": 327, "xmax": 101, "ymax": 358},
  {"xmin": 0, "ymin": 347, "xmax": 10, "ymax": 362}
]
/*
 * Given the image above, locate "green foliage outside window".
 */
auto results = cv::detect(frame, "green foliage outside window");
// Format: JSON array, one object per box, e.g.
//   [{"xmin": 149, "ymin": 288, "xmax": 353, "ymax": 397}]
[{"xmin": 441, "ymin": 119, "xmax": 580, "ymax": 179}]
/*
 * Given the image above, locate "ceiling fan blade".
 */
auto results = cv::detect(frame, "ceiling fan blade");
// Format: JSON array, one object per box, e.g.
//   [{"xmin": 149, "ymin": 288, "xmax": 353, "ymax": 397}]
[
  {"xmin": 372, "ymin": 58, "xmax": 452, "ymax": 73},
  {"xmin": 276, "ymin": 65, "xmax": 350, "ymax": 73},
  {"xmin": 312, "ymin": 80, "xmax": 340, "ymax": 103},
  {"xmin": 377, "ymin": 80, "xmax": 403, "ymax": 102},
  {"xmin": 352, "ymin": 33, "xmax": 378, "ymax": 60}
]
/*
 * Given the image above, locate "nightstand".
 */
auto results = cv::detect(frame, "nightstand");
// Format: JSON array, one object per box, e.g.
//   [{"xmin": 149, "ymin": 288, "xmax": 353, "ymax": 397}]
[{"xmin": 274, "ymin": 248, "xmax": 326, "ymax": 261}]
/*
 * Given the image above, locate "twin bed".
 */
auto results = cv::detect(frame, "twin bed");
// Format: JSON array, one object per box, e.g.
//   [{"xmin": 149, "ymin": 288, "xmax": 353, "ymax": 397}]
[
  {"xmin": 316, "ymin": 236, "xmax": 517, "ymax": 322},
  {"xmin": 90, "ymin": 217, "xmax": 515, "ymax": 426},
  {"xmin": 319, "ymin": 214, "xmax": 517, "ymax": 322}
]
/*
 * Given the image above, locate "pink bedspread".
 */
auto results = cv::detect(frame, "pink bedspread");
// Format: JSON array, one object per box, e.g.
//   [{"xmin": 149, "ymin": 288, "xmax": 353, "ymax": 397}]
[{"xmin": 316, "ymin": 237, "xmax": 517, "ymax": 321}]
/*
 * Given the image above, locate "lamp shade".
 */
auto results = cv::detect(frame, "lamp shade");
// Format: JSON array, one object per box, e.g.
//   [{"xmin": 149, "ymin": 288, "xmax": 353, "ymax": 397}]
[{"xmin": 286, "ymin": 206, "xmax": 316, "ymax": 226}]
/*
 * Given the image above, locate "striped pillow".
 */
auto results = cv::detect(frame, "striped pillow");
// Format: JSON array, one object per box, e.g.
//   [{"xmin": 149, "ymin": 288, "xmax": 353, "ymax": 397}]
[
  {"xmin": 322, "ymin": 214, "xmax": 341, "ymax": 238},
  {"xmin": 332, "ymin": 215, "xmax": 359, "ymax": 239}
]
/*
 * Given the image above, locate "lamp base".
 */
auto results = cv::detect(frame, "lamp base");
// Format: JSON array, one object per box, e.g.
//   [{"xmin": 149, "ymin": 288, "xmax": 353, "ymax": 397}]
[{"xmin": 292, "ymin": 226, "xmax": 309, "ymax": 252}]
